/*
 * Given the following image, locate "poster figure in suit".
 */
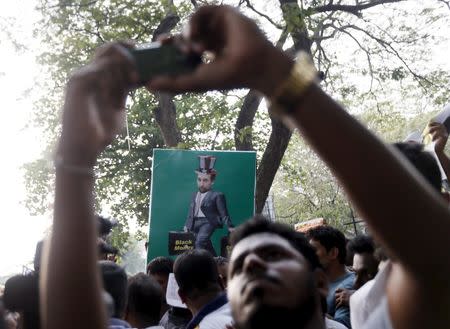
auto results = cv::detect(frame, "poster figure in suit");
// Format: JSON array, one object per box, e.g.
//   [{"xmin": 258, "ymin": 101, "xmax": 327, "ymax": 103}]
[{"xmin": 184, "ymin": 155, "xmax": 234, "ymax": 256}]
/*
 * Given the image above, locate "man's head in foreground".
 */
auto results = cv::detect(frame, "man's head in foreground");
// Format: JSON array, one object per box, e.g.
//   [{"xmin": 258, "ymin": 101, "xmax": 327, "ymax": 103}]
[
  {"xmin": 174, "ymin": 249, "xmax": 222, "ymax": 312},
  {"xmin": 227, "ymin": 217, "xmax": 327, "ymax": 329}
]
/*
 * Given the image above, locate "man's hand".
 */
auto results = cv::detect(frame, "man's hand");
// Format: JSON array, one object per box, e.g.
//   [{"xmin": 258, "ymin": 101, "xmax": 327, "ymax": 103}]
[
  {"xmin": 427, "ymin": 122, "xmax": 449, "ymax": 155},
  {"xmin": 147, "ymin": 5, "xmax": 292, "ymax": 97},
  {"xmin": 335, "ymin": 288, "xmax": 354, "ymax": 308},
  {"xmin": 58, "ymin": 43, "xmax": 137, "ymax": 167}
]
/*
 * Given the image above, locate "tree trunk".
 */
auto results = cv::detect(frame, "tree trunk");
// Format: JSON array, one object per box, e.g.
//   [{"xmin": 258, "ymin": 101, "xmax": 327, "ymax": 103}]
[
  {"xmin": 151, "ymin": 8, "xmax": 182, "ymax": 147},
  {"xmin": 235, "ymin": 90, "xmax": 262, "ymax": 150},
  {"xmin": 255, "ymin": 115, "xmax": 293, "ymax": 213},
  {"xmin": 153, "ymin": 93, "xmax": 182, "ymax": 147},
  {"xmin": 253, "ymin": 0, "xmax": 312, "ymax": 213}
]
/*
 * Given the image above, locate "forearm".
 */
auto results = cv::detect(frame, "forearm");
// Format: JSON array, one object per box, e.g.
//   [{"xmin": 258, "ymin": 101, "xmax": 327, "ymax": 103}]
[
  {"xmin": 288, "ymin": 84, "xmax": 450, "ymax": 276},
  {"xmin": 41, "ymin": 169, "xmax": 106, "ymax": 329}
]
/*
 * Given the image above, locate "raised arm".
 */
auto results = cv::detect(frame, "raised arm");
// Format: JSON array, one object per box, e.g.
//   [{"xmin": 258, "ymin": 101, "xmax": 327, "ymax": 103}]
[
  {"xmin": 40, "ymin": 44, "xmax": 137, "ymax": 329},
  {"xmin": 147, "ymin": 5, "xmax": 450, "ymax": 328}
]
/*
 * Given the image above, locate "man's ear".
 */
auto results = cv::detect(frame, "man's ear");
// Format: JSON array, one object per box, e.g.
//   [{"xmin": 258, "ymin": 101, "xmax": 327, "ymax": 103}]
[
  {"xmin": 441, "ymin": 191, "xmax": 450, "ymax": 204},
  {"xmin": 178, "ymin": 288, "xmax": 187, "ymax": 304},
  {"xmin": 218, "ymin": 275, "xmax": 226, "ymax": 291},
  {"xmin": 328, "ymin": 247, "xmax": 339, "ymax": 261},
  {"xmin": 313, "ymin": 268, "xmax": 329, "ymax": 298}
]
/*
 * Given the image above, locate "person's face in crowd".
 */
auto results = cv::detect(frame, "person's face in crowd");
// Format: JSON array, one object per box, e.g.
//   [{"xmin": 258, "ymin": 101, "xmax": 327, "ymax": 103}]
[
  {"xmin": 149, "ymin": 273, "xmax": 169, "ymax": 301},
  {"xmin": 228, "ymin": 233, "xmax": 318, "ymax": 329},
  {"xmin": 353, "ymin": 253, "xmax": 378, "ymax": 289},
  {"xmin": 197, "ymin": 173, "xmax": 213, "ymax": 193},
  {"xmin": 309, "ymin": 239, "xmax": 333, "ymax": 269}
]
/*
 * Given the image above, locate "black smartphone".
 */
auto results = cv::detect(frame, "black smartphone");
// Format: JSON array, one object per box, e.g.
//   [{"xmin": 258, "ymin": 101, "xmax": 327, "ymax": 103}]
[{"xmin": 129, "ymin": 42, "xmax": 202, "ymax": 85}]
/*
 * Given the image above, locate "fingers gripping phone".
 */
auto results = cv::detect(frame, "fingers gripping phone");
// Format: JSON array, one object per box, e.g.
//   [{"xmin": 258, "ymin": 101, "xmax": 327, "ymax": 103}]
[{"xmin": 129, "ymin": 42, "xmax": 202, "ymax": 86}]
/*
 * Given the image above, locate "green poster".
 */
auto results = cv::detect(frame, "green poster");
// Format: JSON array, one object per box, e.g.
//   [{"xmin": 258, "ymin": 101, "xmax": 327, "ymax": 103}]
[{"xmin": 147, "ymin": 149, "xmax": 256, "ymax": 262}]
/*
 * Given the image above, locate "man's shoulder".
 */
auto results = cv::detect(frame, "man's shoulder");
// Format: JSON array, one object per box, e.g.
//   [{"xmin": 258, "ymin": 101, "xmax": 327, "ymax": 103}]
[
  {"xmin": 342, "ymin": 271, "xmax": 355, "ymax": 287},
  {"xmin": 335, "ymin": 271, "xmax": 355, "ymax": 289},
  {"xmin": 199, "ymin": 303, "xmax": 232, "ymax": 329}
]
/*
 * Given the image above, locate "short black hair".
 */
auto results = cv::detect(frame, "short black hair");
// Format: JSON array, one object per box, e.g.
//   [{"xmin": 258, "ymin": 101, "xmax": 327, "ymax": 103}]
[
  {"xmin": 147, "ymin": 257, "xmax": 174, "ymax": 277},
  {"xmin": 99, "ymin": 261, "xmax": 127, "ymax": 318},
  {"xmin": 126, "ymin": 273, "xmax": 162, "ymax": 326},
  {"xmin": 306, "ymin": 226, "xmax": 347, "ymax": 264},
  {"xmin": 347, "ymin": 235, "xmax": 375, "ymax": 255},
  {"xmin": 229, "ymin": 216, "xmax": 321, "ymax": 270},
  {"xmin": 174, "ymin": 249, "xmax": 221, "ymax": 299},
  {"xmin": 394, "ymin": 142, "xmax": 441, "ymax": 192},
  {"xmin": 3, "ymin": 274, "xmax": 40, "ymax": 329}
]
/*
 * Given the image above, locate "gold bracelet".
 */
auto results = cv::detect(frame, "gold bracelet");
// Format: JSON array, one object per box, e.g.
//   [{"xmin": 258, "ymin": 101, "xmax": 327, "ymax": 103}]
[{"xmin": 268, "ymin": 51, "xmax": 318, "ymax": 116}]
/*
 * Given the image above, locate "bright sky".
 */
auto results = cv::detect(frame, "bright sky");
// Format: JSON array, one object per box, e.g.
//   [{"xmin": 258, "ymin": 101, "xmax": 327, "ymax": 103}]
[{"xmin": 0, "ymin": 0, "xmax": 51, "ymax": 276}]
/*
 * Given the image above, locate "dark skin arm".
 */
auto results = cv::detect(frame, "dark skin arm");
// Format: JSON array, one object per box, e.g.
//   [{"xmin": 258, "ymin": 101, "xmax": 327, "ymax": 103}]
[
  {"xmin": 42, "ymin": 5, "xmax": 450, "ymax": 329},
  {"xmin": 40, "ymin": 44, "xmax": 137, "ymax": 329},
  {"xmin": 148, "ymin": 5, "xmax": 450, "ymax": 329}
]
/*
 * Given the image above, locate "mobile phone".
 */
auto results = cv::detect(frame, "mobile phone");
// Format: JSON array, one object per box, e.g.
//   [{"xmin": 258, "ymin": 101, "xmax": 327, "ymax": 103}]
[{"xmin": 129, "ymin": 42, "xmax": 202, "ymax": 86}]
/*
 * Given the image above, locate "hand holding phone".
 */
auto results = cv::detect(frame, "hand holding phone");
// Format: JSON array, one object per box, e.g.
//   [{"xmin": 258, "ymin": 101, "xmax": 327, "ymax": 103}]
[{"xmin": 129, "ymin": 42, "xmax": 202, "ymax": 86}]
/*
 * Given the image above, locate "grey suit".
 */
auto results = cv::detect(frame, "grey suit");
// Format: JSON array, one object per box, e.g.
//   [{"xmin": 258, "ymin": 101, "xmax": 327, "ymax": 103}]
[{"xmin": 185, "ymin": 190, "xmax": 233, "ymax": 255}]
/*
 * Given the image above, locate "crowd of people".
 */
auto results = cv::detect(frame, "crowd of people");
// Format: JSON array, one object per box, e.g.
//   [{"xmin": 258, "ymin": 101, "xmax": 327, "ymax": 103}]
[{"xmin": 1, "ymin": 4, "xmax": 450, "ymax": 329}]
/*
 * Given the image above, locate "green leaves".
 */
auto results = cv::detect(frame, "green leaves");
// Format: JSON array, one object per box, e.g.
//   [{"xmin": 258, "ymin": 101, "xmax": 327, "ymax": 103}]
[{"xmin": 23, "ymin": 0, "xmax": 450, "ymax": 249}]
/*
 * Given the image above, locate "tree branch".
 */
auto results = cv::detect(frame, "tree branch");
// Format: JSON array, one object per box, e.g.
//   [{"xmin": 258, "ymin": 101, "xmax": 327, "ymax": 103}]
[
  {"xmin": 255, "ymin": 116, "xmax": 293, "ymax": 213},
  {"xmin": 341, "ymin": 23, "xmax": 437, "ymax": 91},
  {"xmin": 234, "ymin": 29, "xmax": 288, "ymax": 151},
  {"xmin": 312, "ymin": 0, "xmax": 406, "ymax": 18},
  {"xmin": 331, "ymin": 23, "xmax": 376, "ymax": 91},
  {"xmin": 39, "ymin": 0, "xmax": 98, "ymax": 10},
  {"xmin": 438, "ymin": 0, "xmax": 450, "ymax": 10},
  {"xmin": 151, "ymin": 4, "xmax": 182, "ymax": 147},
  {"xmin": 234, "ymin": 90, "xmax": 262, "ymax": 151},
  {"xmin": 240, "ymin": 0, "xmax": 284, "ymax": 29}
]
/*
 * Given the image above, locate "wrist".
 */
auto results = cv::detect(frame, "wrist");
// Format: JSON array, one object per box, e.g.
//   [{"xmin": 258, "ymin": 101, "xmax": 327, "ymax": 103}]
[
  {"xmin": 54, "ymin": 155, "xmax": 96, "ymax": 178},
  {"xmin": 267, "ymin": 51, "xmax": 318, "ymax": 116},
  {"xmin": 258, "ymin": 46, "xmax": 294, "ymax": 98},
  {"xmin": 57, "ymin": 144, "xmax": 98, "ymax": 168}
]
